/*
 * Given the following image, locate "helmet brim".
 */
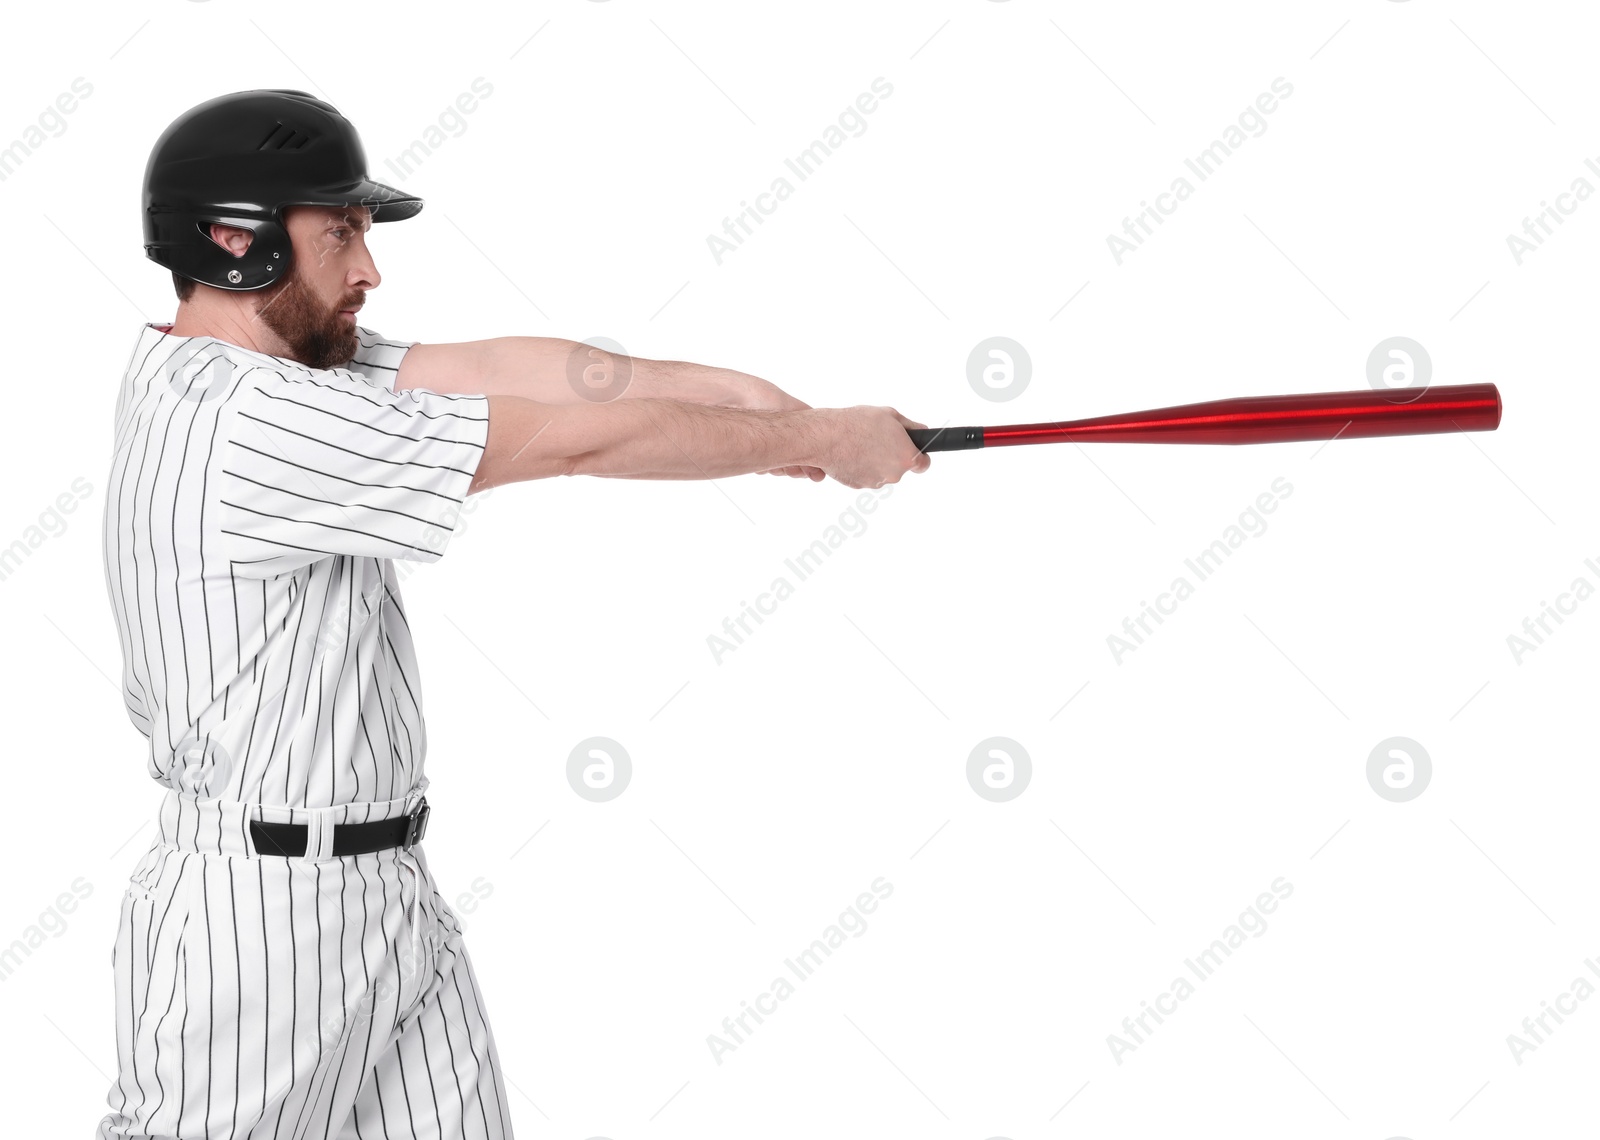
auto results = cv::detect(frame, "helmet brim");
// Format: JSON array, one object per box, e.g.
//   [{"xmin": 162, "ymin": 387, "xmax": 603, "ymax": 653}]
[{"xmin": 287, "ymin": 178, "xmax": 422, "ymax": 222}]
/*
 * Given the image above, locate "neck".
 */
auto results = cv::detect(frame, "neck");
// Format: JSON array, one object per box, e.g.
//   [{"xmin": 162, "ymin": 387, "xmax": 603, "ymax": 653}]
[{"xmin": 168, "ymin": 291, "xmax": 292, "ymax": 358}]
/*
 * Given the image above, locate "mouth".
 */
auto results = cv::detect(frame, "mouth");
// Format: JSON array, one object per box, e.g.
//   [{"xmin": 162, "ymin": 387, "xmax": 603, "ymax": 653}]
[{"xmin": 339, "ymin": 307, "xmax": 361, "ymax": 323}]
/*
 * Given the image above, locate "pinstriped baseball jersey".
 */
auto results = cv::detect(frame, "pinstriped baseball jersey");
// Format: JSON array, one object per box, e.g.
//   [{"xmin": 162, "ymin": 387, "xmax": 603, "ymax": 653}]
[{"xmin": 101, "ymin": 323, "xmax": 489, "ymax": 808}]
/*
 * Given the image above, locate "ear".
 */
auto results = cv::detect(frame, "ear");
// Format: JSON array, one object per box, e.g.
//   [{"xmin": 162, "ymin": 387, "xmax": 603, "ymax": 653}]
[{"xmin": 208, "ymin": 223, "xmax": 254, "ymax": 258}]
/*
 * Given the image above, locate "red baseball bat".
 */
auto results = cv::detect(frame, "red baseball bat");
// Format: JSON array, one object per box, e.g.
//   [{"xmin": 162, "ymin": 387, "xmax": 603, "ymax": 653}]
[{"xmin": 905, "ymin": 383, "xmax": 1501, "ymax": 452}]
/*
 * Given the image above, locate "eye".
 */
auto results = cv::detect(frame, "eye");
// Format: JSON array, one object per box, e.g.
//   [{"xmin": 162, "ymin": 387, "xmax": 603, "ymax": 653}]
[{"xmin": 330, "ymin": 228, "xmax": 350, "ymax": 241}]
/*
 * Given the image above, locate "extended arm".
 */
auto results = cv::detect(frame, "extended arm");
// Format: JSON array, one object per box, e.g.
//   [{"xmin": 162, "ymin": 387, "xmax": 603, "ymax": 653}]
[
  {"xmin": 397, "ymin": 337, "xmax": 805, "ymax": 411},
  {"xmin": 469, "ymin": 396, "xmax": 930, "ymax": 494}
]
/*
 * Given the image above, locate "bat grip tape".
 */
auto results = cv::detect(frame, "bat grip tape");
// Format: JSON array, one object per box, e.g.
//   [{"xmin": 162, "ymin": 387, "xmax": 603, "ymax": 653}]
[{"xmin": 907, "ymin": 426, "xmax": 984, "ymax": 452}]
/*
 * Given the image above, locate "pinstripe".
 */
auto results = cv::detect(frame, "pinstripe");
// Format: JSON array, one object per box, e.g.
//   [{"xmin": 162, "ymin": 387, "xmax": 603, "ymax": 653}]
[
  {"xmin": 274, "ymin": 857, "xmax": 296, "ymax": 1140},
  {"xmin": 174, "ymin": 361, "xmax": 224, "ymax": 726},
  {"xmin": 343, "ymin": 855, "xmax": 382, "ymax": 1102},
  {"xmin": 145, "ymin": 376, "xmax": 187, "ymax": 761},
  {"xmin": 177, "ymin": 918, "xmax": 190, "ymax": 1136},
  {"xmin": 228, "ymin": 865, "xmax": 244, "ymax": 1137},
  {"xmin": 259, "ymin": 859, "xmax": 271, "ymax": 1131},
  {"xmin": 285, "ymin": 587, "xmax": 323, "ymax": 805},
  {"xmin": 395, "ymin": 1046, "xmax": 420, "ymax": 1140},
  {"xmin": 448, "ymin": 968, "xmax": 492, "ymax": 1138},
  {"xmin": 224, "ymin": 466, "xmax": 465, "ymax": 529},
  {"xmin": 146, "ymin": 906, "xmax": 189, "ymax": 1128},
  {"xmin": 371, "ymin": 1070, "xmax": 391, "ymax": 1138},
  {"xmin": 248, "ymin": 387, "xmax": 485, "ymax": 436},
  {"xmin": 321, "ymin": 862, "xmax": 354, "ymax": 1138},
  {"xmin": 231, "ymin": 403, "xmax": 480, "ymax": 467},
  {"xmin": 201, "ymin": 859, "xmax": 213, "ymax": 1134},
  {"xmin": 126, "ymin": 412, "xmax": 163, "ymax": 754},
  {"xmin": 435, "ymin": 967, "xmax": 470, "ymax": 1132},
  {"xmin": 224, "ymin": 441, "xmax": 475, "ymax": 502},
  {"xmin": 416, "ymin": 1015, "xmax": 447, "ymax": 1135},
  {"xmin": 287, "ymin": 866, "xmax": 334, "ymax": 1140}
]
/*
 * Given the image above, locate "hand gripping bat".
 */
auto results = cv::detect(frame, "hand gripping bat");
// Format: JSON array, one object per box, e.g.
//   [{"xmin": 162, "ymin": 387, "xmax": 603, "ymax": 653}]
[{"xmin": 904, "ymin": 383, "xmax": 1501, "ymax": 452}]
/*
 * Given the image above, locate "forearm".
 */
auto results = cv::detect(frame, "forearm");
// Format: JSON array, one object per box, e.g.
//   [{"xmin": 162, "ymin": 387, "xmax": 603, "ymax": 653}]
[
  {"xmin": 473, "ymin": 395, "xmax": 831, "ymax": 491},
  {"xmin": 633, "ymin": 356, "xmax": 769, "ymax": 406}
]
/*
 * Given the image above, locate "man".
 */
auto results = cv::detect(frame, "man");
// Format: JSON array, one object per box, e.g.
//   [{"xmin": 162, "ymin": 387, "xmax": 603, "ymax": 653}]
[{"xmin": 99, "ymin": 89, "xmax": 928, "ymax": 1139}]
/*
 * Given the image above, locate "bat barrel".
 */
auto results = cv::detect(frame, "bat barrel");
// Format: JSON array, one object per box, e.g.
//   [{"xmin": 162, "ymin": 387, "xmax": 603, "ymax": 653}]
[{"xmin": 910, "ymin": 383, "xmax": 1501, "ymax": 451}]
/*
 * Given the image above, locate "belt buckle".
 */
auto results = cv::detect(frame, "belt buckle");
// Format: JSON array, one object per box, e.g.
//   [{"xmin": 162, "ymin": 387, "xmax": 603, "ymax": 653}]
[{"xmin": 403, "ymin": 796, "xmax": 430, "ymax": 851}]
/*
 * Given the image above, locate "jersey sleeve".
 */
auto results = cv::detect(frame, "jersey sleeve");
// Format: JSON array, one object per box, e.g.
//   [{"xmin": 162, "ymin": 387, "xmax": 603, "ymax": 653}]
[
  {"xmin": 346, "ymin": 328, "xmax": 413, "ymax": 389},
  {"xmin": 215, "ymin": 359, "xmax": 490, "ymax": 578}
]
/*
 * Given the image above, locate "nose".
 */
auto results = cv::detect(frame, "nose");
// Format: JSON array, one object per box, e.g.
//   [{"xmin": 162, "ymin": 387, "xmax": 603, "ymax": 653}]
[{"xmin": 349, "ymin": 237, "xmax": 380, "ymax": 291}]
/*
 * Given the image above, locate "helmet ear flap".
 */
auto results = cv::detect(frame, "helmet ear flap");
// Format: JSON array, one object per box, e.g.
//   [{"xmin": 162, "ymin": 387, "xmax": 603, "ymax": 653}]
[{"xmin": 152, "ymin": 214, "xmax": 292, "ymax": 291}]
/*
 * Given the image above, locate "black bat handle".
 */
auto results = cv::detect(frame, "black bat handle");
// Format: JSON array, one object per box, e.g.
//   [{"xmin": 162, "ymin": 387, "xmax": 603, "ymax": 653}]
[{"xmin": 907, "ymin": 426, "xmax": 985, "ymax": 452}]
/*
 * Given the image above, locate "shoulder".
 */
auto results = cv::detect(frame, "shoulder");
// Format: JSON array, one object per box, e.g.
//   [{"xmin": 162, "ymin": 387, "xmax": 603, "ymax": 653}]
[{"xmin": 347, "ymin": 327, "xmax": 417, "ymax": 390}]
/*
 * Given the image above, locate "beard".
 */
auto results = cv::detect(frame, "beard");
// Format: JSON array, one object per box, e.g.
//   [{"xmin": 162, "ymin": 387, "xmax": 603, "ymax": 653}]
[{"xmin": 255, "ymin": 270, "xmax": 363, "ymax": 370}]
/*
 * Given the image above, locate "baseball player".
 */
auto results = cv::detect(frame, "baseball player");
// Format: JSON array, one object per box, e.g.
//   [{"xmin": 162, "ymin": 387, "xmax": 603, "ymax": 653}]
[{"xmin": 99, "ymin": 89, "xmax": 928, "ymax": 1139}]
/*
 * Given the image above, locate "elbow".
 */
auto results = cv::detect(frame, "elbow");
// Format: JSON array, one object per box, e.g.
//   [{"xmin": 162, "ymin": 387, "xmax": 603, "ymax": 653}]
[
  {"xmin": 479, "ymin": 395, "xmax": 588, "ymax": 485},
  {"xmin": 470, "ymin": 447, "xmax": 580, "ymax": 492},
  {"xmin": 554, "ymin": 451, "xmax": 587, "ymax": 478}
]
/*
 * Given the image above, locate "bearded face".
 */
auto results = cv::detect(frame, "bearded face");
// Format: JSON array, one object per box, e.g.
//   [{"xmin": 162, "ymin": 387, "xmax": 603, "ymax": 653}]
[{"xmin": 254, "ymin": 266, "xmax": 365, "ymax": 371}]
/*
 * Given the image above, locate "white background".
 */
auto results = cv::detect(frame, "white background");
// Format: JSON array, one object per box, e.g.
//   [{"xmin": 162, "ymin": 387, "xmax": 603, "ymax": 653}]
[{"xmin": 3, "ymin": 1, "xmax": 1596, "ymax": 1136}]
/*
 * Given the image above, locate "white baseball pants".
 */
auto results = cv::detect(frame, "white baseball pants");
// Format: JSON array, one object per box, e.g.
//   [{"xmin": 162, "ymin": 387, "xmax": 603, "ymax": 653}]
[{"xmin": 97, "ymin": 790, "xmax": 514, "ymax": 1139}]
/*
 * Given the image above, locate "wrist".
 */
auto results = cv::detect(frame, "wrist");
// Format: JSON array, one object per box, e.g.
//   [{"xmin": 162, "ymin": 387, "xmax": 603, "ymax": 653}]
[{"xmin": 791, "ymin": 408, "xmax": 835, "ymax": 469}]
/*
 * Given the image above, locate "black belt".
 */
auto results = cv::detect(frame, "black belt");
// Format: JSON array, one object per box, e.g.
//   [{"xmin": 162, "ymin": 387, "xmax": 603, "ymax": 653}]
[{"xmin": 249, "ymin": 798, "xmax": 430, "ymax": 857}]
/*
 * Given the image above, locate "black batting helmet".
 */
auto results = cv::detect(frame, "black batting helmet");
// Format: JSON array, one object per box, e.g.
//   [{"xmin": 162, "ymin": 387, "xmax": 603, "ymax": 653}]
[{"xmin": 143, "ymin": 89, "xmax": 421, "ymax": 291}]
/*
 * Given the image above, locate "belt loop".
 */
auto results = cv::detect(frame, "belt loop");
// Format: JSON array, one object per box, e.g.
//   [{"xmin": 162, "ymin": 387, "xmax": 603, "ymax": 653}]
[
  {"xmin": 404, "ymin": 777, "xmax": 429, "ymax": 816},
  {"xmin": 304, "ymin": 809, "xmax": 336, "ymax": 862}
]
